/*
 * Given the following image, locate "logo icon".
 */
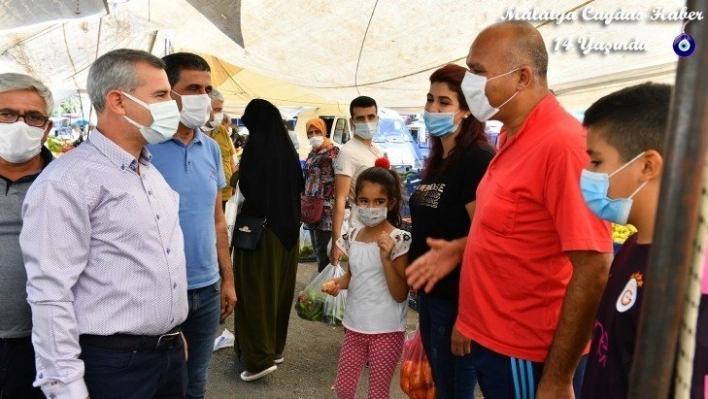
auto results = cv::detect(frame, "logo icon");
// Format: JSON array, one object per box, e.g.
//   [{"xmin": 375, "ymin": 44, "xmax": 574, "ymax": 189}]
[
  {"xmin": 616, "ymin": 272, "xmax": 644, "ymax": 313},
  {"xmin": 673, "ymin": 21, "xmax": 696, "ymax": 57}
]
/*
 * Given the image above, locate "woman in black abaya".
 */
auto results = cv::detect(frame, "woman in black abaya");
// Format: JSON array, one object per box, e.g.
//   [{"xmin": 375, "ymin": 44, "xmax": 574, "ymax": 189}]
[{"xmin": 233, "ymin": 99, "xmax": 304, "ymax": 381}]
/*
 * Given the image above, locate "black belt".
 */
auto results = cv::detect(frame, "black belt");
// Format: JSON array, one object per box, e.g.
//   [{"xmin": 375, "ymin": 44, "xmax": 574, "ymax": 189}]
[{"xmin": 79, "ymin": 326, "xmax": 181, "ymax": 352}]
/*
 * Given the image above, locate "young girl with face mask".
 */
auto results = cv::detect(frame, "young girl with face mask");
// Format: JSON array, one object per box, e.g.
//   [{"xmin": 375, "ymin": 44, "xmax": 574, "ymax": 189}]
[{"xmin": 322, "ymin": 159, "xmax": 411, "ymax": 399}]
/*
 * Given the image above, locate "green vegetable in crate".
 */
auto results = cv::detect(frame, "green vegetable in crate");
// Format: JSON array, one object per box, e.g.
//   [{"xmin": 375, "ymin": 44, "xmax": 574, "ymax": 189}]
[
  {"xmin": 46, "ymin": 137, "xmax": 64, "ymax": 153},
  {"xmin": 295, "ymin": 290, "xmax": 325, "ymax": 321},
  {"xmin": 612, "ymin": 223, "xmax": 637, "ymax": 244}
]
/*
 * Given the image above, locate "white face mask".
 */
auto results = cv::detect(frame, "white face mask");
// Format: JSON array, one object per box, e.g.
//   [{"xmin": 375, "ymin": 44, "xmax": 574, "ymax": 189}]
[
  {"xmin": 309, "ymin": 136, "xmax": 324, "ymax": 148},
  {"xmin": 210, "ymin": 112, "xmax": 224, "ymax": 128},
  {"xmin": 357, "ymin": 206, "xmax": 388, "ymax": 227},
  {"xmin": 172, "ymin": 91, "xmax": 212, "ymax": 129},
  {"xmin": 0, "ymin": 121, "xmax": 45, "ymax": 163},
  {"xmin": 461, "ymin": 69, "xmax": 520, "ymax": 122},
  {"xmin": 122, "ymin": 92, "xmax": 181, "ymax": 144},
  {"xmin": 353, "ymin": 121, "xmax": 379, "ymax": 140}
]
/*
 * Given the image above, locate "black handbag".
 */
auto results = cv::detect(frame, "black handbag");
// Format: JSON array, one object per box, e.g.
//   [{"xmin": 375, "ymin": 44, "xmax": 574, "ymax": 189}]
[{"xmin": 231, "ymin": 214, "xmax": 267, "ymax": 250}]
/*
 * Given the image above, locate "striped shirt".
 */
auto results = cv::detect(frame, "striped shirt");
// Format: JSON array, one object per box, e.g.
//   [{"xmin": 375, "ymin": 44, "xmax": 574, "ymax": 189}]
[{"xmin": 20, "ymin": 130, "xmax": 188, "ymax": 397}]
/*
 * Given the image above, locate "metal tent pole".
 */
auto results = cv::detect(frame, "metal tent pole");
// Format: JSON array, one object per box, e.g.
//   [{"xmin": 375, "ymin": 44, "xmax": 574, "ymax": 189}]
[{"xmin": 629, "ymin": 1, "xmax": 708, "ymax": 397}]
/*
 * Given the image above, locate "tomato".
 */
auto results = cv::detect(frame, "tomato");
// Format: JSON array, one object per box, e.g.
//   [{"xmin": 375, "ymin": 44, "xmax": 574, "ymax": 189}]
[
  {"xmin": 410, "ymin": 366, "xmax": 428, "ymax": 389},
  {"xmin": 400, "ymin": 375, "xmax": 410, "ymax": 394},
  {"xmin": 411, "ymin": 387, "xmax": 429, "ymax": 399}
]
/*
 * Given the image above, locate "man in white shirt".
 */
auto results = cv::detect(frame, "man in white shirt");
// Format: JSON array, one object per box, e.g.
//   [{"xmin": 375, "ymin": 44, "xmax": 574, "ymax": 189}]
[
  {"xmin": 20, "ymin": 49, "xmax": 189, "ymax": 399},
  {"xmin": 330, "ymin": 96, "xmax": 384, "ymax": 265}
]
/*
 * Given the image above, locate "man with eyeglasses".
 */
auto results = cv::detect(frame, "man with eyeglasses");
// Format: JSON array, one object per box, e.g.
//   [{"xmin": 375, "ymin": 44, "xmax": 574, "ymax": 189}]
[
  {"xmin": 20, "ymin": 49, "xmax": 189, "ymax": 399},
  {"xmin": 0, "ymin": 73, "xmax": 54, "ymax": 399}
]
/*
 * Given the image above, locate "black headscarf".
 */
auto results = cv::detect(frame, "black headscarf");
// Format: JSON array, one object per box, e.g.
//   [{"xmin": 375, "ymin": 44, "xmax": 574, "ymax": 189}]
[{"xmin": 239, "ymin": 99, "xmax": 304, "ymax": 250}]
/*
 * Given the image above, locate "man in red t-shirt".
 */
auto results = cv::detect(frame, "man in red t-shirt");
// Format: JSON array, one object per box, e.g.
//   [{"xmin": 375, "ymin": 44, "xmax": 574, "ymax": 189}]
[{"xmin": 407, "ymin": 21, "xmax": 613, "ymax": 398}]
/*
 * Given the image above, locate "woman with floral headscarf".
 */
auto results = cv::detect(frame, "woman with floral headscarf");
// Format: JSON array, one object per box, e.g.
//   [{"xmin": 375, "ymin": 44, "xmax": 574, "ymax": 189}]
[{"xmin": 302, "ymin": 118, "xmax": 339, "ymax": 272}]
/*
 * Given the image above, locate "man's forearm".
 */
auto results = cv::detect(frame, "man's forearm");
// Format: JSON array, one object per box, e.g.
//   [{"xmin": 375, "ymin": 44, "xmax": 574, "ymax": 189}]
[
  {"xmin": 215, "ymin": 221, "xmax": 234, "ymax": 283},
  {"xmin": 452, "ymin": 237, "xmax": 468, "ymax": 258},
  {"xmin": 29, "ymin": 301, "xmax": 89, "ymax": 398},
  {"xmin": 332, "ymin": 197, "xmax": 346, "ymax": 241},
  {"xmin": 542, "ymin": 251, "xmax": 611, "ymax": 382}
]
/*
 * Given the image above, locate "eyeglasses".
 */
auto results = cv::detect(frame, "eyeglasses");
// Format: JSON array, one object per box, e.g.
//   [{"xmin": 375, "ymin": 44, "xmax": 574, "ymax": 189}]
[{"xmin": 0, "ymin": 109, "xmax": 49, "ymax": 127}]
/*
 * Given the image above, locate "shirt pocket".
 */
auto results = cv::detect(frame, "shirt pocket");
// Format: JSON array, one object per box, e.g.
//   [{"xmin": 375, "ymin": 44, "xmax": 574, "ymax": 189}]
[{"xmin": 480, "ymin": 184, "xmax": 518, "ymax": 236}]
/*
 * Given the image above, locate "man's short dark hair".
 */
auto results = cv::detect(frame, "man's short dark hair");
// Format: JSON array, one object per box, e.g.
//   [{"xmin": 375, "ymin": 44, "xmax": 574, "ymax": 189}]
[
  {"xmin": 583, "ymin": 82, "xmax": 672, "ymax": 161},
  {"xmin": 349, "ymin": 96, "xmax": 377, "ymax": 117},
  {"xmin": 162, "ymin": 52, "xmax": 211, "ymax": 87}
]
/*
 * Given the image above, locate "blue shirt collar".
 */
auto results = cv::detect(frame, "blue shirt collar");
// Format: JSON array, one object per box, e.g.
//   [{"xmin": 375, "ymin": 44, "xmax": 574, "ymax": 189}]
[{"xmin": 169, "ymin": 128, "xmax": 205, "ymax": 147}]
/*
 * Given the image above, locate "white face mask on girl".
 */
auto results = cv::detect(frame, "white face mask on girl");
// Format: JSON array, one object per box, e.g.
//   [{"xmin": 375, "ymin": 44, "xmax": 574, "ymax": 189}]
[
  {"xmin": 0, "ymin": 121, "xmax": 45, "ymax": 163},
  {"xmin": 461, "ymin": 68, "xmax": 520, "ymax": 122},
  {"xmin": 172, "ymin": 91, "xmax": 212, "ymax": 129},
  {"xmin": 357, "ymin": 206, "xmax": 388, "ymax": 227}
]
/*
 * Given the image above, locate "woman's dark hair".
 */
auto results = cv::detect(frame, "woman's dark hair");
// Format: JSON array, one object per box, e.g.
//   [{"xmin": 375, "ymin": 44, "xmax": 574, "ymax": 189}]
[
  {"xmin": 424, "ymin": 64, "xmax": 489, "ymax": 179},
  {"xmin": 355, "ymin": 166, "xmax": 403, "ymax": 228}
]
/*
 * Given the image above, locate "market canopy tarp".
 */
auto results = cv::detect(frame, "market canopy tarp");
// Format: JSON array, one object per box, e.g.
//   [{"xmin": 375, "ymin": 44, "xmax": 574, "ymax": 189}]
[{"xmin": 0, "ymin": 0, "xmax": 687, "ymax": 114}]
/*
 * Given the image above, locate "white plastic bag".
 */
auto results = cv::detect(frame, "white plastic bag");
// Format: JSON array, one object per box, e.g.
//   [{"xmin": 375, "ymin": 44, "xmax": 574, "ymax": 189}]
[
  {"xmin": 225, "ymin": 182, "xmax": 244, "ymax": 243},
  {"xmin": 299, "ymin": 224, "xmax": 314, "ymax": 258},
  {"xmin": 225, "ymin": 197, "xmax": 238, "ymax": 243},
  {"xmin": 328, "ymin": 210, "xmax": 351, "ymax": 255},
  {"xmin": 295, "ymin": 263, "xmax": 347, "ymax": 323},
  {"xmin": 323, "ymin": 264, "xmax": 347, "ymax": 326},
  {"xmin": 213, "ymin": 328, "xmax": 235, "ymax": 351}
]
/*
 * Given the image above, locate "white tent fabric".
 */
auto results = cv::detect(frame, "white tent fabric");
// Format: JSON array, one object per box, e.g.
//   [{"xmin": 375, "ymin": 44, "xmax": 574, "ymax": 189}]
[{"xmin": 0, "ymin": 0, "xmax": 685, "ymax": 114}]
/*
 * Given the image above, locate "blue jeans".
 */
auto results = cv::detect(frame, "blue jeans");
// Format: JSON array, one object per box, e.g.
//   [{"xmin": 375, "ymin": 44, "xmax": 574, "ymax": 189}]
[
  {"xmin": 81, "ymin": 339, "xmax": 187, "ymax": 398},
  {"xmin": 182, "ymin": 282, "xmax": 221, "ymax": 399},
  {"xmin": 0, "ymin": 337, "xmax": 44, "ymax": 398},
  {"xmin": 418, "ymin": 293, "xmax": 477, "ymax": 399}
]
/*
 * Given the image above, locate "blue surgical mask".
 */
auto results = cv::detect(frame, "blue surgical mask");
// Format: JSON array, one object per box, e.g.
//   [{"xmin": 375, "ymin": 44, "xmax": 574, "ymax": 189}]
[
  {"xmin": 423, "ymin": 111, "xmax": 460, "ymax": 137},
  {"xmin": 580, "ymin": 152, "xmax": 647, "ymax": 225}
]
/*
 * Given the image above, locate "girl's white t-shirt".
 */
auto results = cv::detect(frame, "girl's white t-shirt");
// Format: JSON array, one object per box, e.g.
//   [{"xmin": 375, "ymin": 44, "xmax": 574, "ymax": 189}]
[{"xmin": 336, "ymin": 227, "xmax": 411, "ymax": 334}]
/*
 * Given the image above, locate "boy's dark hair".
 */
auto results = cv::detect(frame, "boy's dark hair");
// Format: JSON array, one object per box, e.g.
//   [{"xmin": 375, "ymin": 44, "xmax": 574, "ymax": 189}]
[
  {"xmin": 355, "ymin": 167, "xmax": 403, "ymax": 228},
  {"xmin": 350, "ymin": 96, "xmax": 378, "ymax": 117},
  {"xmin": 162, "ymin": 52, "xmax": 211, "ymax": 87},
  {"xmin": 583, "ymin": 82, "xmax": 672, "ymax": 162}
]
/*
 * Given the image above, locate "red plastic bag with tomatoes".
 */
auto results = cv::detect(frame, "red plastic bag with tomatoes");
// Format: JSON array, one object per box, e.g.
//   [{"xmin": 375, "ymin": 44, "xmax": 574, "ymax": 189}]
[{"xmin": 400, "ymin": 328, "xmax": 436, "ymax": 399}]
